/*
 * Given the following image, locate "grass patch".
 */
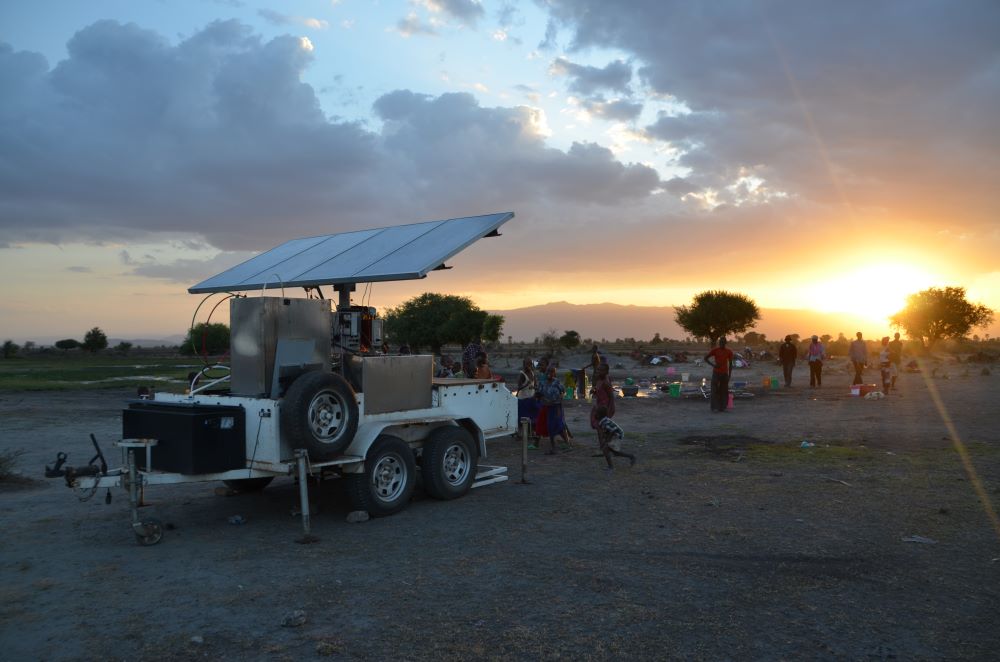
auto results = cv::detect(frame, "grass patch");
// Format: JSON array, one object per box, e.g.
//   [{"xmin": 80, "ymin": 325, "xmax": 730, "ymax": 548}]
[
  {"xmin": 0, "ymin": 356, "xmax": 204, "ymax": 391},
  {"xmin": 746, "ymin": 443, "xmax": 877, "ymax": 465}
]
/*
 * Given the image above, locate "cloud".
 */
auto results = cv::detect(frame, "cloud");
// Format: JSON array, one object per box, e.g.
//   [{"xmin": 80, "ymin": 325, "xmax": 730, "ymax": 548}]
[
  {"xmin": 580, "ymin": 97, "xmax": 643, "ymax": 122},
  {"xmin": 395, "ymin": 12, "xmax": 438, "ymax": 37},
  {"xmin": 128, "ymin": 251, "xmax": 257, "ymax": 283},
  {"xmin": 66, "ymin": 266, "xmax": 92, "ymax": 273},
  {"xmin": 0, "ymin": 20, "xmax": 662, "ymax": 256},
  {"xmin": 421, "ymin": 0, "xmax": 485, "ymax": 28},
  {"xmin": 257, "ymin": 9, "xmax": 329, "ymax": 30},
  {"xmin": 544, "ymin": 0, "xmax": 1000, "ymax": 237},
  {"xmin": 549, "ymin": 57, "xmax": 632, "ymax": 96}
]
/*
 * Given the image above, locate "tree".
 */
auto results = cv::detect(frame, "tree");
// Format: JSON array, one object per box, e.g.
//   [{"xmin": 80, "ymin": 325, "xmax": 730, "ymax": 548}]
[
  {"xmin": 540, "ymin": 328, "xmax": 560, "ymax": 354},
  {"xmin": 674, "ymin": 290, "xmax": 761, "ymax": 345},
  {"xmin": 890, "ymin": 286, "xmax": 993, "ymax": 347},
  {"xmin": 115, "ymin": 341, "xmax": 133, "ymax": 355},
  {"xmin": 181, "ymin": 323, "xmax": 230, "ymax": 356},
  {"xmin": 55, "ymin": 338, "xmax": 81, "ymax": 351},
  {"xmin": 2, "ymin": 340, "xmax": 19, "ymax": 359},
  {"xmin": 650, "ymin": 332, "xmax": 663, "ymax": 345},
  {"xmin": 82, "ymin": 327, "xmax": 108, "ymax": 353},
  {"xmin": 559, "ymin": 330, "xmax": 581, "ymax": 351},
  {"xmin": 742, "ymin": 331, "xmax": 767, "ymax": 345},
  {"xmin": 382, "ymin": 293, "xmax": 504, "ymax": 355}
]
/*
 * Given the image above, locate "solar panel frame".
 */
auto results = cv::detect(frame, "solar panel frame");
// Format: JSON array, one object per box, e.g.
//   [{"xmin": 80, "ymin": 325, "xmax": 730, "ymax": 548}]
[{"xmin": 188, "ymin": 212, "xmax": 514, "ymax": 294}]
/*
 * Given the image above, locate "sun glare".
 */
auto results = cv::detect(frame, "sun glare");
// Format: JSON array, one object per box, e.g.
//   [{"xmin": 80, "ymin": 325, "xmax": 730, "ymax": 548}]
[{"xmin": 811, "ymin": 263, "xmax": 938, "ymax": 323}]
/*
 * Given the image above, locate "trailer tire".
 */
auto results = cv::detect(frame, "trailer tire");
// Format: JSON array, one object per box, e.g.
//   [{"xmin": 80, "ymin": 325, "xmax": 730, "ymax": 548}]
[
  {"xmin": 223, "ymin": 477, "xmax": 274, "ymax": 492},
  {"xmin": 282, "ymin": 371, "xmax": 358, "ymax": 460},
  {"xmin": 421, "ymin": 426, "xmax": 479, "ymax": 500},
  {"xmin": 345, "ymin": 435, "xmax": 415, "ymax": 517}
]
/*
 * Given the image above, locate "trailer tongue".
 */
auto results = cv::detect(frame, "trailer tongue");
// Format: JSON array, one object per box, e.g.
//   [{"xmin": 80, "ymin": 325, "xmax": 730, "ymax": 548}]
[{"xmin": 46, "ymin": 212, "xmax": 516, "ymax": 545}]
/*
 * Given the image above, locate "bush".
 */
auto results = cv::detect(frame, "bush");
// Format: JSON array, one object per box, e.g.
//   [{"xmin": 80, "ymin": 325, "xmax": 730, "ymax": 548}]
[{"xmin": 0, "ymin": 448, "xmax": 25, "ymax": 480}]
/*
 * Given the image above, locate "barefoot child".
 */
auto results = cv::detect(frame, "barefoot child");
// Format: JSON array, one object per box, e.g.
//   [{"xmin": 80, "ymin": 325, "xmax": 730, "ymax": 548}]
[{"xmin": 594, "ymin": 404, "xmax": 635, "ymax": 471}]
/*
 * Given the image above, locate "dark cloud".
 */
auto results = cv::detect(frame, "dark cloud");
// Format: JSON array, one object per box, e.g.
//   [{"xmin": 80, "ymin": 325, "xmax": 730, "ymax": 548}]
[
  {"xmin": 66, "ymin": 266, "xmax": 91, "ymax": 273},
  {"xmin": 0, "ymin": 20, "xmax": 661, "ymax": 253},
  {"xmin": 549, "ymin": 57, "xmax": 631, "ymax": 96},
  {"xmin": 545, "ymin": 0, "xmax": 1000, "ymax": 235},
  {"xmin": 581, "ymin": 98, "xmax": 643, "ymax": 122}
]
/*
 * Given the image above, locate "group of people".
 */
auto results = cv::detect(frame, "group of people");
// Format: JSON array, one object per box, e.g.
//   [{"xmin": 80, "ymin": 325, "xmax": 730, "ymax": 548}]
[
  {"xmin": 511, "ymin": 348, "xmax": 636, "ymax": 472},
  {"xmin": 737, "ymin": 331, "xmax": 906, "ymax": 399}
]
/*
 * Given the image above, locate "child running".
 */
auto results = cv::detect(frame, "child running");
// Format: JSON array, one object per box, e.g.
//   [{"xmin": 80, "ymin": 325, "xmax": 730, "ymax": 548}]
[{"xmin": 593, "ymin": 404, "xmax": 635, "ymax": 472}]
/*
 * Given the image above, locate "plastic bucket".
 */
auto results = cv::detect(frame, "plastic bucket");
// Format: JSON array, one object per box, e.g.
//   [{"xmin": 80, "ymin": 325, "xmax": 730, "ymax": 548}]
[
  {"xmin": 850, "ymin": 385, "xmax": 861, "ymax": 396},
  {"xmin": 668, "ymin": 382, "xmax": 681, "ymax": 397},
  {"xmin": 681, "ymin": 372, "xmax": 690, "ymax": 382},
  {"xmin": 667, "ymin": 367, "xmax": 676, "ymax": 375},
  {"xmin": 727, "ymin": 392, "xmax": 735, "ymax": 410},
  {"xmin": 564, "ymin": 387, "xmax": 574, "ymax": 399},
  {"xmin": 762, "ymin": 376, "xmax": 771, "ymax": 388},
  {"xmin": 770, "ymin": 376, "xmax": 779, "ymax": 389}
]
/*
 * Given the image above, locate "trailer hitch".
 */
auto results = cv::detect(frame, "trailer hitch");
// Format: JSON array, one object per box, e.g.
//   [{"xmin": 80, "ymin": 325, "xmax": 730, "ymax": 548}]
[{"xmin": 44, "ymin": 434, "xmax": 110, "ymax": 488}]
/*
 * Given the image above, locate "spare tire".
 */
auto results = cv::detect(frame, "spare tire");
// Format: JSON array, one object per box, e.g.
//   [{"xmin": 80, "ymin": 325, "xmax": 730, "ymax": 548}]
[{"xmin": 281, "ymin": 371, "xmax": 359, "ymax": 460}]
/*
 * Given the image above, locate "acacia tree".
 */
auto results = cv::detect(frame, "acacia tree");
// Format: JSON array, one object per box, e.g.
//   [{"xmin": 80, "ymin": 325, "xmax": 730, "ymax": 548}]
[
  {"xmin": 382, "ymin": 293, "xmax": 504, "ymax": 355},
  {"xmin": 2, "ymin": 340, "xmax": 19, "ymax": 359},
  {"xmin": 82, "ymin": 327, "xmax": 108, "ymax": 353},
  {"xmin": 181, "ymin": 323, "xmax": 230, "ymax": 356},
  {"xmin": 890, "ymin": 287, "xmax": 993, "ymax": 347},
  {"xmin": 559, "ymin": 330, "xmax": 581, "ymax": 351},
  {"xmin": 674, "ymin": 290, "xmax": 761, "ymax": 345}
]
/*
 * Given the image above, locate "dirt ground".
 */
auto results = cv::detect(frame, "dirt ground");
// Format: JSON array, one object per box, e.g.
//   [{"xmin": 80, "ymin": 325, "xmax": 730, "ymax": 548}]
[{"xmin": 1, "ymin": 354, "xmax": 999, "ymax": 661}]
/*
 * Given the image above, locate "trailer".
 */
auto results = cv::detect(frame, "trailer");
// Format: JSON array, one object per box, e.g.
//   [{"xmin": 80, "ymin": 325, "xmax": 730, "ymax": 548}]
[{"xmin": 45, "ymin": 212, "xmax": 517, "ymax": 544}]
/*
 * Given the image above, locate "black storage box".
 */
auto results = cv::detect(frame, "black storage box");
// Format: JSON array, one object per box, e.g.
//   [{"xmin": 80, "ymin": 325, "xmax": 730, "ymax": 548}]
[{"xmin": 123, "ymin": 402, "xmax": 246, "ymax": 474}]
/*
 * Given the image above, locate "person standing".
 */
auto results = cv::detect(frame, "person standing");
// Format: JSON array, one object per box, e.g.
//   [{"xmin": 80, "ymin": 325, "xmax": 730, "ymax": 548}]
[
  {"xmin": 849, "ymin": 332, "xmax": 867, "ymax": 385},
  {"xmin": 462, "ymin": 337, "xmax": 483, "ymax": 378},
  {"xmin": 878, "ymin": 337, "xmax": 893, "ymax": 396},
  {"xmin": 590, "ymin": 363, "xmax": 615, "ymax": 427},
  {"xmin": 807, "ymin": 335, "xmax": 825, "ymax": 387},
  {"xmin": 887, "ymin": 332, "xmax": 903, "ymax": 388},
  {"xmin": 704, "ymin": 338, "xmax": 734, "ymax": 413},
  {"xmin": 540, "ymin": 366, "xmax": 570, "ymax": 454},
  {"xmin": 778, "ymin": 335, "xmax": 798, "ymax": 387},
  {"xmin": 589, "ymin": 345, "xmax": 602, "ymax": 388},
  {"xmin": 514, "ymin": 358, "xmax": 539, "ymax": 444}
]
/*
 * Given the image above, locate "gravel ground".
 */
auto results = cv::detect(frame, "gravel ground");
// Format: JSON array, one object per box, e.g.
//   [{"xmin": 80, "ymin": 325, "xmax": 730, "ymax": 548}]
[{"xmin": 1, "ymin": 355, "xmax": 999, "ymax": 661}]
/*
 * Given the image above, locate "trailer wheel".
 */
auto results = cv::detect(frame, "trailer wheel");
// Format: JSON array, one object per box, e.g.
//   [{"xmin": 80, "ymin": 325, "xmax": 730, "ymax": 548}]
[
  {"xmin": 223, "ymin": 477, "xmax": 274, "ymax": 493},
  {"xmin": 282, "ymin": 371, "xmax": 359, "ymax": 460},
  {"xmin": 345, "ymin": 435, "xmax": 415, "ymax": 517},
  {"xmin": 421, "ymin": 426, "xmax": 479, "ymax": 500}
]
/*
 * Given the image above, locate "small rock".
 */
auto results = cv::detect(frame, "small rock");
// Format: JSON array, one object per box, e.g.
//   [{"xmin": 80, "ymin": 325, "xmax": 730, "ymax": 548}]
[
  {"xmin": 346, "ymin": 510, "xmax": 370, "ymax": 523},
  {"xmin": 190, "ymin": 635, "xmax": 204, "ymax": 645},
  {"xmin": 281, "ymin": 609, "xmax": 307, "ymax": 627},
  {"xmin": 227, "ymin": 515, "xmax": 246, "ymax": 525}
]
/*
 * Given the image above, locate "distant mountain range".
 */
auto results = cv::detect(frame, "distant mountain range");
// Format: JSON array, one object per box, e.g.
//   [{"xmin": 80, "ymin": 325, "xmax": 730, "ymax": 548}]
[{"xmin": 489, "ymin": 301, "xmax": 886, "ymax": 343}]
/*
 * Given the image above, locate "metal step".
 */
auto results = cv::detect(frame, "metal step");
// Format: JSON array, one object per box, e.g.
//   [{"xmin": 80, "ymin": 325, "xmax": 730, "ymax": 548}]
[{"xmin": 472, "ymin": 464, "xmax": 508, "ymax": 489}]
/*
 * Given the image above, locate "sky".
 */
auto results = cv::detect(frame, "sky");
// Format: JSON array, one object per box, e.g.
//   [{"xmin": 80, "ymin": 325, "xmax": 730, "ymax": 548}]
[{"xmin": 1, "ymin": 0, "xmax": 998, "ymax": 342}]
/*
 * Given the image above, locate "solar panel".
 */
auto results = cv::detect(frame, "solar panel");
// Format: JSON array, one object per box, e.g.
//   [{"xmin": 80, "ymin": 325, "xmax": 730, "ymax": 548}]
[{"xmin": 188, "ymin": 212, "xmax": 514, "ymax": 294}]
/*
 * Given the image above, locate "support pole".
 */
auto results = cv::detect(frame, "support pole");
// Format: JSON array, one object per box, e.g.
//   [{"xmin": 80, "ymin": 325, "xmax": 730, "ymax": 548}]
[
  {"xmin": 519, "ymin": 417, "xmax": 531, "ymax": 484},
  {"xmin": 295, "ymin": 449, "xmax": 319, "ymax": 544},
  {"xmin": 127, "ymin": 449, "xmax": 140, "ymax": 529}
]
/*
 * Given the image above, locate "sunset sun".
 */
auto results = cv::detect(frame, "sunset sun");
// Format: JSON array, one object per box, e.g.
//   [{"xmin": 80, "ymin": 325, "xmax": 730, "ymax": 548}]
[{"xmin": 812, "ymin": 263, "xmax": 938, "ymax": 324}]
